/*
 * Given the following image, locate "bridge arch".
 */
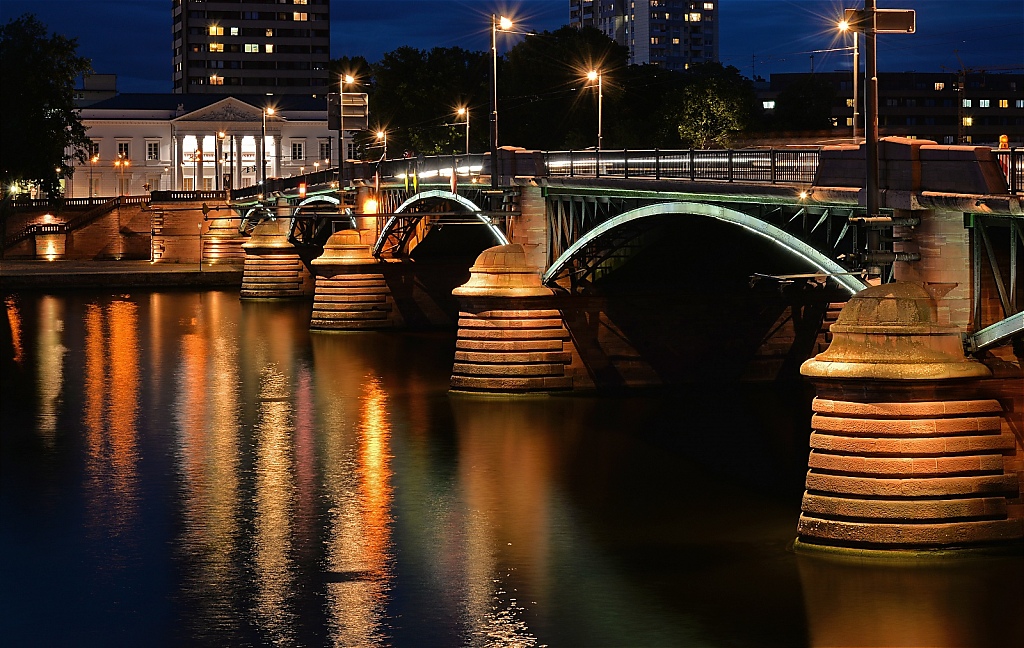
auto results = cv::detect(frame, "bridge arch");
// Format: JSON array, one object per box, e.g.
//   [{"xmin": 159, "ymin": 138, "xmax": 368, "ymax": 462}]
[
  {"xmin": 372, "ymin": 189, "xmax": 508, "ymax": 257},
  {"xmin": 542, "ymin": 201, "xmax": 868, "ymax": 295}
]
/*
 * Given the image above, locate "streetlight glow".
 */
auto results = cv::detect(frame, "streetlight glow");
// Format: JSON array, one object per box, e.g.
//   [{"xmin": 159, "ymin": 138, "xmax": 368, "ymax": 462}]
[
  {"xmin": 586, "ymin": 69, "xmax": 603, "ymax": 149},
  {"xmin": 376, "ymin": 129, "xmax": 388, "ymax": 160},
  {"xmin": 457, "ymin": 107, "xmax": 470, "ymax": 154}
]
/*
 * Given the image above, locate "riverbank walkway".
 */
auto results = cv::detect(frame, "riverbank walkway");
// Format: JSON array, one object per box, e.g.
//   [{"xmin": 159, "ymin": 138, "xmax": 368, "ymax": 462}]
[{"xmin": 0, "ymin": 260, "xmax": 242, "ymax": 291}]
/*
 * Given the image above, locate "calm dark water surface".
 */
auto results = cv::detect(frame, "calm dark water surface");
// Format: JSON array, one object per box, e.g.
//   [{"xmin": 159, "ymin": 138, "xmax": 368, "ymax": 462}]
[{"xmin": 1, "ymin": 290, "xmax": 1022, "ymax": 647}]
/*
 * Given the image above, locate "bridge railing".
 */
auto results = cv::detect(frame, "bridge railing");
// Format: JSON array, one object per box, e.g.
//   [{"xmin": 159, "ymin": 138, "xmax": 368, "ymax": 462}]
[
  {"xmin": 543, "ymin": 148, "xmax": 820, "ymax": 184},
  {"xmin": 993, "ymin": 148, "xmax": 1022, "ymax": 194}
]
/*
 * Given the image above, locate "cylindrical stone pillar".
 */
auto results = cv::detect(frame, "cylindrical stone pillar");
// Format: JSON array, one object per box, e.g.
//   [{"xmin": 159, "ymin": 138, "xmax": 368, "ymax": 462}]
[
  {"xmin": 240, "ymin": 198, "xmax": 310, "ymax": 299},
  {"xmin": 309, "ymin": 230, "xmax": 394, "ymax": 330},
  {"xmin": 451, "ymin": 244, "xmax": 572, "ymax": 394},
  {"xmin": 203, "ymin": 216, "xmax": 247, "ymax": 265},
  {"xmin": 797, "ymin": 282, "xmax": 1023, "ymax": 552}
]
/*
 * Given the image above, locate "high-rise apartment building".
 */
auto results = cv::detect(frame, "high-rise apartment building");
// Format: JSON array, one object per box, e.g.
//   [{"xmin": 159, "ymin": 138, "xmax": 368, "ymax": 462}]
[
  {"xmin": 172, "ymin": 0, "xmax": 330, "ymax": 95},
  {"xmin": 569, "ymin": 1, "xmax": 719, "ymax": 71}
]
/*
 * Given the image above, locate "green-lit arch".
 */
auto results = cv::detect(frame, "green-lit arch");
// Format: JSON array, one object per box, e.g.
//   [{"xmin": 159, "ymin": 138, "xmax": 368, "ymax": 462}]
[{"xmin": 372, "ymin": 189, "xmax": 508, "ymax": 257}]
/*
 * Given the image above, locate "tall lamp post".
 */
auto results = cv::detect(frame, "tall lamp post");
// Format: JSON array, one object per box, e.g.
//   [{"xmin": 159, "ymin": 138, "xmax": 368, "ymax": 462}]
[
  {"xmin": 457, "ymin": 107, "xmax": 470, "ymax": 154},
  {"xmin": 89, "ymin": 155, "xmax": 98, "ymax": 198},
  {"xmin": 261, "ymin": 107, "xmax": 275, "ymax": 191},
  {"xmin": 376, "ymin": 129, "xmax": 388, "ymax": 161},
  {"xmin": 491, "ymin": 14, "xmax": 513, "ymax": 187},
  {"xmin": 338, "ymin": 74, "xmax": 354, "ymax": 185},
  {"xmin": 587, "ymin": 69, "xmax": 603, "ymax": 149},
  {"xmin": 838, "ymin": 18, "xmax": 860, "ymax": 142},
  {"xmin": 114, "ymin": 154, "xmax": 130, "ymax": 195}
]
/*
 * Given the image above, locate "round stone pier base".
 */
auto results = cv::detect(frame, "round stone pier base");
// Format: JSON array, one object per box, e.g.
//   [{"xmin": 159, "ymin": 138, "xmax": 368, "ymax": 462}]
[
  {"xmin": 310, "ymin": 230, "xmax": 394, "ymax": 330},
  {"xmin": 203, "ymin": 216, "xmax": 247, "ymax": 265},
  {"xmin": 451, "ymin": 244, "xmax": 572, "ymax": 394},
  {"xmin": 240, "ymin": 217, "xmax": 310, "ymax": 299},
  {"xmin": 797, "ymin": 282, "xmax": 1023, "ymax": 552}
]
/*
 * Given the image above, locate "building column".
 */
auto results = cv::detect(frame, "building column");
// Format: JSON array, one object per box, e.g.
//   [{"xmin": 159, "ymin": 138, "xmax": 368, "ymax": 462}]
[
  {"xmin": 174, "ymin": 133, "xmax": 185, "ymax": 191},
  {"xmin": 234, "ymin": 135, "xmax": 244, "ymax": 188},
  {"xmin": 272, "ymin": 134, "xmax": 282, "ymax": 179},
  {"xmin": 256, "ymin": 134, "xmax": 264, "ymax": 188},
  {"xmin": 196, "ymin": 133, "xmax": 205, "ymax": 190}
]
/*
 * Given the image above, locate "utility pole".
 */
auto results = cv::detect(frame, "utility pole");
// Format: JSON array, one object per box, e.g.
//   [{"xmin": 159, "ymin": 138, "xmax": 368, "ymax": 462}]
[{"xmin": 864, "ymin": 0, "xmax": 880, "ymax": 269}]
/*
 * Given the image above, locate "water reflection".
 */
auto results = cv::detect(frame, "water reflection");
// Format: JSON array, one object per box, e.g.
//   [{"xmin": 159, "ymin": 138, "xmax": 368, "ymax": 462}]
[
  {"xmin": 35, "ymin": 295, "xmax": 66, "ymax": 445},
  {"xmin": 4, "ymin": 294, "xmax": 24, "ymax": 365}
]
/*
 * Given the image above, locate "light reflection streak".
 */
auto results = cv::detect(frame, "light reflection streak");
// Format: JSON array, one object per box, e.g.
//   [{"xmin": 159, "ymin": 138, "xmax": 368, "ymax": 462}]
[
  {"xmin": 4, "ymin": 294, "xmax": 24, "ymax": 364},
  {"xmin": 252, "ymin": 366, "xmax": 297, "ymax": 644},
  {"xmin": 35, "ymin": 296, "xmax": 66, "ymax": 446}
]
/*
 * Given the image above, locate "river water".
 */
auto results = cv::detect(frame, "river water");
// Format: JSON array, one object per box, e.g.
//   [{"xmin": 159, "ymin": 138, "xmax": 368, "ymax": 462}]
[{"xmin": 1, "ymin": 289, "xmax": 1021, "ymax": 647}]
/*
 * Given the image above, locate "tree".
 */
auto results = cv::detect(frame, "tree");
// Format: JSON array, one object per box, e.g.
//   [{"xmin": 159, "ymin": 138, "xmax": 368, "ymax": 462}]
[
  {"xmin": 664, "ymin": 63, "xmax": 754, "ymax": 149},
  {"xmin": 0, "ymin": 14, "xmax": 92, "ymax": 195}
]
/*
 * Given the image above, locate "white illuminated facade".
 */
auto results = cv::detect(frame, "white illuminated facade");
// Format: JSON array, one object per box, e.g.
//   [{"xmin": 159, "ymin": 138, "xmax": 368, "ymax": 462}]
[
  {"xmin": 569, "ymin": 0, "xmax": 719, "ymax": 71},
  {"xmin": 67, "ymin": 94, "xmax": 332, "ymax": 198}
]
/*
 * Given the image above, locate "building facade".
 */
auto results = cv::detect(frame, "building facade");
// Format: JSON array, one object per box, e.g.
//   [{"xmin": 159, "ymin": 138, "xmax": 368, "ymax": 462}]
[
  {"xmin": 172, "ymin": 0, "xmax": 330, "ymax": 95},
  {"xmin": 67, "ymin": 94, "xmax": 332, "ymax": 198},
  {"xmin": 569, "ymin": 0, "xmax": 719, "ymax": 71},
  {"xmin": 762, "ymin": 72, "xmax": 1024, "ymax": 146}
]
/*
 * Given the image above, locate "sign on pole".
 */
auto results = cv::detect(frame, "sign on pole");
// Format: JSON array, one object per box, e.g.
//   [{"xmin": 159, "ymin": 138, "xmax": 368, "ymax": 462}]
[
  {"xmin": 844, "ymin": 8, "xmax": 916, "ymax": 34},
  {"xmin": 327, "ymin": 92, "xmax": 369, "ymax": 131}
]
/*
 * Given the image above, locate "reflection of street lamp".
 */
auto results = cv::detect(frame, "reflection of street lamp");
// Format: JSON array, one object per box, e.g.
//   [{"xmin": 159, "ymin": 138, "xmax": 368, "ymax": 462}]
[
  {"xmin": 838, "ymin": 18, "xmax": 860, "ymax": 142},
  {"xmin": 114, "ymin": 154, "xmax": 130, "ymax": 195},
  {"xmin": 376, "ymin": 129, "xmax": 388, "ymax": 161},
  {"xmin": 261, "ymin": 107, "xmax": 275, "ymax": 188},
  {"xmin": 457, "ymin": 107, "xmax": 470, "ymax": 154},
  {"xmin": 587, "ymin": 69, "xmax": 603, "ymax": 149},
  {"xmin": 89, "ymin": 155, "xmax": 98, "ymax": 198}
]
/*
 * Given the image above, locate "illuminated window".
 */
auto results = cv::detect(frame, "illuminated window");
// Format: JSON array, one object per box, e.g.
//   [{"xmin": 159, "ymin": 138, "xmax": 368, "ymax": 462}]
[
  {"xmin": 846, "ymin": 98, "xmax": 854, "ymax": 108},
  {"xmin": 209, "ymin": 75, "xmax": 224, "ymax": 85},
  {"xmin": 689, "ymin": 12, "xmax": 701, "ymax": 21},
  {"xmin": 230, "ymin": 27, "xmax": 239, "ymax": 36},
  {"xmin": 245, "ymin": 43, "xmax": 259, "ymax": 52},
  {"xmin": 293, "ymin": 12, "xmax": 307, "ymax": 21},
  {"xmin": 962, "ymin": 116, "xmax": 973, "ymax": 127},
  {"xmin": 208, "ymin": 25, "xmax": 223, "ymax": 36},
  {"xmin": 846, "ymin": 117, "xmax": 853, "ymax": 126},
  {"xmin": 265, "ymin": 44, "xmax": 274, "ymax": 53},
  {"xmin": 762, "ymin": 100, "xmax": 775, "ymax": 109},
  {"xmin": 963, "ymin": 99, "xmax": 972, "ymax": 108},
  {"xmin": 934, "ymin": 82, "xmax": 944, "ymax": 91},
  {"xmin": 704, "ymin": 2, "xmax": 714, "ymax": 9},
  {"xmin": 266, "ymin": 28, "xmax": 274, "ymax": 37},
  {"xmin": 998, "ymin": 99, "xmax": 1008, "ymax": 108},
  {"xmin": 294, "ymin": 0, "xmax": 307, "ymax": 3},
  {"xmin": 1017, "ymin": 100, "xmax": 1024, "ymax": 108},
  {"xmin": 146, "ymin": 142, "xmax": 159, "ymax": 160},
  {"xmin": 209, "ymin": 42, "xmax": 224, "ymax": 52},
  {"xmin": 672, "ymin": 37, "xmax": 680, "ymax": 45},
  {"xmin": 979, "ymin": 99, "xmax": 990, "ymax": 108}
]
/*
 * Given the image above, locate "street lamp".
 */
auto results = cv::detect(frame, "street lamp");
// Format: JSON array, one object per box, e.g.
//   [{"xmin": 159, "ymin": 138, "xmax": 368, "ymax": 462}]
[
  {"xmin": 261, "ymin": 107, "xmax": 275, "ymax": 189},
  {"xmin": 376, "ymin": 129, "xmax": 388, "ymax": 161},
  {"xmin": 89, "ymin": 155, "xmax": 98, "ymax": 198},
  {"xmin": 587, "ymin": 69, "xmax": 603, "ymax": 149},
  {"xmin": 457, "ymin": 107, "xmax": 470, "ymax": 154},
  {"xmin": 114, "ymin": 154, "xmax": 130, "ymax": 195},
  {"xmin": 339, "ymin": 73, "xmax": 354, "ymax": 184},
  {"xmin": 491, "ymin": 14, "xmax": 513, "ymax": 187},
  {"xmin": 838, "ymin": 18, "xmax": 860, "ymax": 142}
]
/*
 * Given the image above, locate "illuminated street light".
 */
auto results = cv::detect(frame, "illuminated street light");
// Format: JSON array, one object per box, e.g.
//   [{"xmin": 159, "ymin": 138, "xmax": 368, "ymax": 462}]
[
  {"xmin": 491, "ymin": 14, "xmax": 514, "ymax": 187},
  {"xmin": 114, "ymin": 154, "xmax": 130, "ymax": 195},
  {"xmin": 261, "ymin": 107, "xmax": 275, "ymax": 188},
  {"xmin": 376, "ymin": 129, "xmax": 388, "ymax": 161},
  {"xmin": 457, "ymin": 107, "xmax": 470, "ymax": 154},
  {"xmin": 339, "ymin": 73, "xmax": 355, "ymax": 183},
  {"xmin": 89, "ymin": 155, "xmax": 99, "ymax": 198},
  {"xmin": 838, "ymin": 18, "xmax": 860, "ymax": 142},
  {"xmin": 587, "ymin": 70, "xmax": 603, "ymax": 149}
]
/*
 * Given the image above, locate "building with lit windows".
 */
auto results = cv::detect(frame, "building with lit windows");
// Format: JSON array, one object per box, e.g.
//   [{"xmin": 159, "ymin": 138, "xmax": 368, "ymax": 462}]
[
  {"xmin": 172, "ymin": 0, "xmax": 330, "ymax": 94},
  {"xmin": 64, "ymin": 94, "xmax": 332, "ymax": 198},
  {"xmin": 569, "ymin": 0, "xmax": 719, "ymax": 71}
]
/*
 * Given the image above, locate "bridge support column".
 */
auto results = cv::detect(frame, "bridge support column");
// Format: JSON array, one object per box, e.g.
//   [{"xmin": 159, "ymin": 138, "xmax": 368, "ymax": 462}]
[
  {"xmin": 509, "ymin": 183, "xmax": 548, "ymax": 272},
  {"xmin": 796, "ymin": 282, "xmax": 1023, "ymax": 552},
  {"xmin": 310, "ymin": 230, "xmax": 394, "ymax": 330},
  {"xmin": 240, "ymin": 197, "xmax": 311, "ymax": 299},
  {"xmin": 203, "ymin": 216, "xmax": 247, "ymax": 265},
  {"xmin": 451, "ymin": 243, "xmax": 573, "ymax": 394}
]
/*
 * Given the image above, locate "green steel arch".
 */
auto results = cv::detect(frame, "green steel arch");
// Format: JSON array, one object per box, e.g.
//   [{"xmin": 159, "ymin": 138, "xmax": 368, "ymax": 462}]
[
  {"xmin": 372, "ymin": 189, "xmax": 508, "ymax": 257},
  {"xmin": 542, "ymin": 201, "xmax": 868, "ymax": 295}
]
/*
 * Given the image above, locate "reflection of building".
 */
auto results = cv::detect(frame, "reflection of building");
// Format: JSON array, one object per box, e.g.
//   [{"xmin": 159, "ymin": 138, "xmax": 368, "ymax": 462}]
[
  {"xmin": 72, "ymin": 94, "xmax": 331, "ymax": 197},
  {"xmin": 760, "ymin": 72, "xmax": 1024, "ymax": 146},
  {"xmin": 172, "ymin": 0, "xmax": 330, "ymax": 95},
  {"xmin": 569, "ymin": 0, "xmax": 719, "ymax": 71}
]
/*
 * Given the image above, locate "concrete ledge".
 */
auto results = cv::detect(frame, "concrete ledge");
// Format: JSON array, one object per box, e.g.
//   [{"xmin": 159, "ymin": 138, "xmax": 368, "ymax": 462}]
[{"xmin": 0, "ymin": 260, "xmax": 241, "ymax": 290}]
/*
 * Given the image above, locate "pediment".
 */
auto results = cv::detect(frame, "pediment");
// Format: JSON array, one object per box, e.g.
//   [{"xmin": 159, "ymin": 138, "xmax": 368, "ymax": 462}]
[{"xmin": 173, "ymin": 97, "xmax": 267, "ymax": 123}]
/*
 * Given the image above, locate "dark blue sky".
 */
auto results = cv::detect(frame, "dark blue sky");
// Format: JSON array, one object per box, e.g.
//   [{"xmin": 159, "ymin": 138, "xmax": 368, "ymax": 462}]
[{"xmin": 2, "ymin": 1, "xmax": 1021, "ymax": 93}]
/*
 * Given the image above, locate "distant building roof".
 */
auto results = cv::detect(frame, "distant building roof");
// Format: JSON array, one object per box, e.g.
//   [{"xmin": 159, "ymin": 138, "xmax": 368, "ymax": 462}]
[{"xmin": 85, "ymin": 93, "xmax": 328, "ymax": 112}]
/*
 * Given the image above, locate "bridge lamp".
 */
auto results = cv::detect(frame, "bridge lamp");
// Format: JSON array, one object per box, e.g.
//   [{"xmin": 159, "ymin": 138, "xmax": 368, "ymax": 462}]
[
  {"xmin": 339, "ymin": 73, "xmax": 355, "ymax": 183},
  {"xmin": 837, "ymin": 18, "xmax": 860, "ymax": 142},
  {"xmin": 261, "ymin": 107, "xmax": 275, "ymax": 187},
  {"xmin": 586, "ymin": 70, "xmax": 603, "ymax": 150},
  {"xmin": 376, "ymin": 129, "xmax": 388, "ymax": 161},
  {"xmin": 457, "ymin": 107, "xmax": 470, "ymax": 154},
  {"xmin": 491, "ymin": 14, "xmax": 514, "ymax": 186}
]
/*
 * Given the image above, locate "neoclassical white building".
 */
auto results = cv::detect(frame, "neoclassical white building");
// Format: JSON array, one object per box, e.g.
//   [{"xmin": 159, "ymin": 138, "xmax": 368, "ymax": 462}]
[{"xmin": 68, "ymin": 94, "xmax": 333, "ymax": 198}]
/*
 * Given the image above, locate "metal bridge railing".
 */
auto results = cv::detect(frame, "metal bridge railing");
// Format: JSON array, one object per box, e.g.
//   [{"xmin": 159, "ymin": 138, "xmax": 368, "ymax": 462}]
[
  {"xmin": 543, "ymin": 148, "xmax": 821, "ymax": 184},
  {"xmin": 993, "ymin": 148, "xmax": 1022, "ymax": 194}
]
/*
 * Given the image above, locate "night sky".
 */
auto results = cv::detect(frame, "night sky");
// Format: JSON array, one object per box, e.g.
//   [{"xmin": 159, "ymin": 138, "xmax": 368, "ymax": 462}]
[{"xmin": 1, "ymin": 0, "xmax": 1021, "ymax": 93}]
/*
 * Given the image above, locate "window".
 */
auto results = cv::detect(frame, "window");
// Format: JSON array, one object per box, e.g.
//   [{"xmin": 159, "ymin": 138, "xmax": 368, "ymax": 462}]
[
  {"xmin": 319, "ymin": 141, "xmax": 331, "ymax": 162},
  {"xmin": 934, "ymin": 82, "xmax": 944, "ymax": 91},
  {"xmin": 979, "ymin": 99, "xmax": 990, "ymax": 108},
  {"xmin": 230, "ymin": 27, "xmax": 239, "ymax": 36},
  {"xmin": 999, "ymin": 99, "xmax": 1008, "ymax": 108},
  {"xmin": 146, "ymin": 142, "xmax": 159, "ymax": 160},
  {"xmin": 293, "ymin": 12, "xmax": 308, "ymax": 21},
  {"xmin": 704, "ymin": 2, "xmax": 714, "ymax": 9},
  {"xmin": 688, "ymin": 12, "xmax": 701, "ymax": 21},
  {"xmin": 291, "ymin": 141, "xmax": 304, "ymax": 161},
  {"xmin": 208, "ymin": 25, "xmax": 223, "ymax": 36},
  {"xmin": 963, "ymin": 99, "xmax": 972, "ymax": 108},
  {"xmin": 762, "ymin": 100, "xmax": 775, "ymax": 109},
  {"xmin": 209, "ymin": 75, "xmax": 224, "ymax": 85},
  {"xmin": 245, "ymin": 43, "xmax": 259, "ymax": 52},
  {"xmin": 88, "ymin": 140, "xmax": 100, "ymax": 157},
  {"xmin": 265, "ymin": 44, "xmax": 274, "ymax": 53},
  {"xmin": 1017, "ymin": 100, "xmax": 1024, "ymax": 108},
  {"xmin": 266, "ymin": 28, "xmax": 274, "ymax": 37},
  {"xmin": 209, "ymin": 42, "xmax": 224, "ymax": 52},
  {"xmin": 117, "ymin": 142, "xmax": 130, "ymax": 158},
  {"xmin": 963, "ymin": 116, "xmax": 973, "ymax": 127},
  {"xmin": 846, "ymin": 98, "xmax": 854, "ymax": 108},
  {"xmin": 846, "ymin": 117, "xmax": 853, "ymax": 126}
]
